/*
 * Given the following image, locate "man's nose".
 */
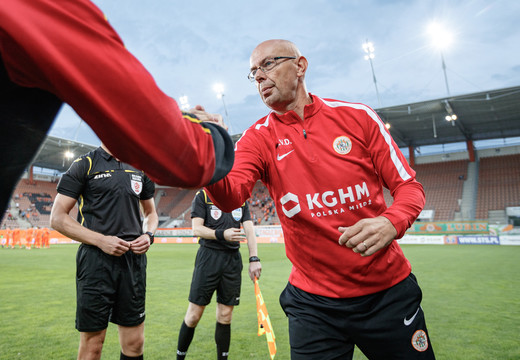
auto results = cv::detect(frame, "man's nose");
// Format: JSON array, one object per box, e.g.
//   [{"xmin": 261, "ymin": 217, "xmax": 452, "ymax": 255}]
[{"xmin": 254, "ymin": 67, "xmax": 267, "ymax": 82}]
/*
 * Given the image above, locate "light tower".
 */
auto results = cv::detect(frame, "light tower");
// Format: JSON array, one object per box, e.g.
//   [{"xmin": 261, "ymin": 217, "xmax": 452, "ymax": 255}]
[
  {"xmin": 427, "ymin": 22, "xmax": 453, "ymax": 97},
  {"xmin": 213, "ymin": 83, "xmax": 231, "ymax": 132},
  {"xmin": 362, "ymin": 40, "xmax": 381, "ymax": 107},
  {"xmin": 179, "ymin": 95, "xmax": 190, "ymax": 111}
]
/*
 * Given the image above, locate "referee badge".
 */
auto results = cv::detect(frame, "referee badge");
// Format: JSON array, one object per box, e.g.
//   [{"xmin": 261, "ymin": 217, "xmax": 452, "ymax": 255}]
[
  {"xmin": 131, "ymin": 174, "xmax": 143, "ymax": 195},
  {"xmin": 210, "ymin": 205, "xmax": 222, "ymax": 220},
  {"xmin": 231, "ymin": 208, "xmax": 243, "ymax": 221}
]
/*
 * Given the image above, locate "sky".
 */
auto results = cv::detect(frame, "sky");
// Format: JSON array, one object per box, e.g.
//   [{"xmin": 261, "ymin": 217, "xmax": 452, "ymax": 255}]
[{"xmin": 49, "ymin": 0, "xmax": 520, "ymax": 145}]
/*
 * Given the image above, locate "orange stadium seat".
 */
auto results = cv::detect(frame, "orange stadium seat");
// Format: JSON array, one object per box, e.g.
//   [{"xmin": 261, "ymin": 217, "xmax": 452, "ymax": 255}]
[
  {"xmin": 476, "ymin": 154, "xmax": 520, "ymax": 219},
  {"xmin": 384, "ymin": 160, "xmax": 468, "ymax": 221}
]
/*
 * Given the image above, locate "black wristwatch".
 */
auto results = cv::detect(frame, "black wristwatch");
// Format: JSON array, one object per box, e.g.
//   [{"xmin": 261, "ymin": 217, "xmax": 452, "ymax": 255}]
[
  {"xmin": 145, "ymin": 231, "xmax": 154, "ymax": 245},
  {"xmin": 249, "ymin": 256, "xmax": 260, "ymax": 263}
]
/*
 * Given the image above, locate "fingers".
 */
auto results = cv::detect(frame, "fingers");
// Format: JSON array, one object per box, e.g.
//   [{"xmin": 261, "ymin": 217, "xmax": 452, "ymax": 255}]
[
  {"xmin": 129, "ymin": 235, "xmax": 151, "ymax": 254},
  {"xmin": 225, "ymin": 228, "xmax": 245, "ymax": 242},
  {"xmin": 249, "ymin": 263, "xmax": 262, "ymax": 281},
  {"xmin": 352, "ymin": 240, "xmax": 372, "ymax": 256},
  {"xmin": 337, "ymin": 217, "xmax": 395, "ymax": 257},
  {"xmin": 104, "ymin": 237, "xmax": 130, "ymax": 256},
  {"xmin": 103, "ymin": 235, "xmax": 151, "ymax": 256},
  {"xmin": 188, "ymin": 105, "xmax": 228, "ymax": 130},
  {"xmin": 338, "ymin": 224, "xmax": 361, "ymax": 247}
]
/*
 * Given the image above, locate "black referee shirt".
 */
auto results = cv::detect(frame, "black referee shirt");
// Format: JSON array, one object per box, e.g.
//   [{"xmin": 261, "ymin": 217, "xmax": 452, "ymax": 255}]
[
  {"xmin": 57, "ymin": 147, "xmax": 155, "ymax": 241},
  {"xmin": 191, "ymin": 189, "xmax": 251, "ymax": 250}
]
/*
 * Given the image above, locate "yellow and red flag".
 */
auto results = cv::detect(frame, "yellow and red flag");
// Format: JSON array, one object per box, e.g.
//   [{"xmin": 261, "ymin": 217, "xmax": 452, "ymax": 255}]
[{"xmin": 254, "ymin": 277, "xmax": 276, "ymax": 359}]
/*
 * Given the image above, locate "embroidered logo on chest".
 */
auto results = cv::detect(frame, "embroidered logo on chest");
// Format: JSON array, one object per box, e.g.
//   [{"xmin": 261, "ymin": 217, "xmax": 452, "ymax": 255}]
[
  {"xmin": 211, "ymin": 205, "xmax": 222, "ymax": 220},
  {"xmin": 333, "ymin": 136, "xmax": 352, "ymax": 155},
  {"xmin": 231, "ymin": 208, "xmax": 243, "ymax": 221},
  {"xmin": 131, "ymin": 174, "xmax": 142, "ymax": 195}
]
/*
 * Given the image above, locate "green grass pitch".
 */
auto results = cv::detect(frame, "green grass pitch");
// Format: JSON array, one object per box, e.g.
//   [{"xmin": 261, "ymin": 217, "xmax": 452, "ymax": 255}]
[{"xmin": 0, "ymin": 244, "xmax": 519, "ymax": 359}]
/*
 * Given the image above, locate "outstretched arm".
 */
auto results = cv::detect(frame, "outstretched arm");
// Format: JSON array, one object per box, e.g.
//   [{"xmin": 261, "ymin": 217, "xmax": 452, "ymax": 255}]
[{"xmin": 0, "ymin": 0, "xmax": 234, "ymax": 188}]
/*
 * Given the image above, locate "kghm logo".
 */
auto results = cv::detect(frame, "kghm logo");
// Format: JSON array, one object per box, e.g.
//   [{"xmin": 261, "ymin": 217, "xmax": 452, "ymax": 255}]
[
  {"xmin": 280, "ymin": 182, "xmax": 372, "ymax": 218},
  {"xmin": 333, "ymin": 136, "xmax": 352, "ymax": 155},
  {"xmin": 280, "ymin": 192, "xmax": 301, "ymax": 218}
]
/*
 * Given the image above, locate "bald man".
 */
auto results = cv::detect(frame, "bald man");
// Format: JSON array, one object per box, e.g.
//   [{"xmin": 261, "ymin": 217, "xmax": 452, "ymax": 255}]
[{"xmin": 206, "ymin": 40, "xmax": 435, "ymax": 359}]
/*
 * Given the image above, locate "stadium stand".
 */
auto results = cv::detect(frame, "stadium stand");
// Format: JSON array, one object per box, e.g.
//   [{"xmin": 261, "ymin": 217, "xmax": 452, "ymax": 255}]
[
  {"xmin": 168, "ymin": 189, "xmax": 198, "ymax": 220},
  {"xmin": 413, "ymin": 160, "xmax": 468, "ymax": 221},
  {"xmin": 377, "ymin": 160, "xmax": 468, "ymax": 221},
  {"xmin": 248, "ymin": 181, "xmax": 279, "ymax": 225},
  {"xmin": 0, "ymin": 179, "xmax": 79, "ymax": 229},
  {"xmin": 155, "ymin": 187, "xmax": 183, "ymax": 217},
  {"xmin": 476, "ymin": 154, "xmax": 520, "ymax": 220}
]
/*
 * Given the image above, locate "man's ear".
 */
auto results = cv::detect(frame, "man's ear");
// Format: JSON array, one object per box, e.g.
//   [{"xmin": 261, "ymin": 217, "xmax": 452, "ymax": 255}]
[{"xmin": 296, "ymin": 56, "xmax": 308, "ymax": 77}]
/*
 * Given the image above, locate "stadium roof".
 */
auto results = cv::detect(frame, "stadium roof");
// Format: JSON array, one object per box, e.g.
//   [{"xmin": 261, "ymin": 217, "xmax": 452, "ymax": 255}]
[
  {"xmin": 32, "ymin": 135, "xmax": 98, "ymax": 173},
  {"xmin": 377, "ymin": 85, "xmax": 520, "ymax": 148},
  {"xmin": 31, "ymin": 86, "xmax": 520, "ymax": 173}
]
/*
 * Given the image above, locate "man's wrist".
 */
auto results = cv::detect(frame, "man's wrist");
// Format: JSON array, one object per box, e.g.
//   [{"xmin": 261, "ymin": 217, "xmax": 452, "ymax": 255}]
[
  {"xmin": 215, "ymin": 229, "xmax": 225, "ymax": 241},
  {"xmin": 145, "ymin": 231, "xmax": 154, "ymax": 245},
  {"xmin": 249, "ymin": 256, "xmax": 260, "ymax": 263}
]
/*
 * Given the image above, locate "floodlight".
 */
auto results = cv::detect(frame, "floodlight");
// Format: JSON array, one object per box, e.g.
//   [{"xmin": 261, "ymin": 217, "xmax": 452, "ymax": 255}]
[
  {"xmin": 428, "ymin": 22, "xmax": 454, "ymax": 96},
  {"xmin": 213, "ymin": 83, "xmax": 224, "ymax": 99},
  {"xmin": 427, "ymin": 22, "xmax": 453, "ymax": 50},
  {"xmin": 362, "ymin": 39, "xmax": 381, "ymax": 107},
  {"xmin": 179, "ymin": 95, "xmax": 190, "ymax": 110}
]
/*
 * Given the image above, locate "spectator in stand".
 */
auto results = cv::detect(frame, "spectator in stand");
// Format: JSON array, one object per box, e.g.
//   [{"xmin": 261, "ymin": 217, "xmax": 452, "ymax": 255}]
[
  {"xmin": 205, "ymin": 39, "xmax": 434, "ymax": 359},
  {"xmin": 0, "ymin": 0, "xmax": 234, "ymax": 216}
]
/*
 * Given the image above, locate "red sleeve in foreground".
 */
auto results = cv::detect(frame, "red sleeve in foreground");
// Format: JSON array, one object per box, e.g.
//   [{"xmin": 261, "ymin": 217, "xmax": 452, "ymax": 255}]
[
  {"xmin": 206, "ymin": 129, "xmax": 263, "ymax": 211},
  {"xmin": 0, "ymin": 0, "xmax": 233, "ymax": 188}
]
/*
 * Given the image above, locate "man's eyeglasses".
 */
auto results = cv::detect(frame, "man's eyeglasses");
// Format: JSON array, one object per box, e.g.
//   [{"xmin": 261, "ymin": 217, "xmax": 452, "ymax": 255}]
[{"xmin": 247, "ymin": 56, "xmax": 297, "ymax": 82}]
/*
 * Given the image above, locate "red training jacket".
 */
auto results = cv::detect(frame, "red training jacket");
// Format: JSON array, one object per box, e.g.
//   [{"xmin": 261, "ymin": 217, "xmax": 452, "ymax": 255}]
[{"xmin": 207, "ymin": 94, "xmax": 425, "ymax": 298}]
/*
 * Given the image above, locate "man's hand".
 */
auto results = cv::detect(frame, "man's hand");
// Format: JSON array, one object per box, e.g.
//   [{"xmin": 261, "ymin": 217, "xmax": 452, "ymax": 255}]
[
  {"xmin": 248, "ymin": 261, "xmax": 262, "ymax": 281},
  {"xmin": 338, "ymin": 216, "xmax": 397, "ymax": 256},
  {"xmin": 98, "ymin": 236, "xmax": 131, "ymax": 256},
  {"xmin": 128, "ymin": 234, "xmax": 151, "ymax": 254},
  {"xmin": 189, "ymin": 105, "xmax": 228, "ymax": 131},
  {"xmin": 223, "ymin": 228, "xmax": 246, "ymax": 243}
]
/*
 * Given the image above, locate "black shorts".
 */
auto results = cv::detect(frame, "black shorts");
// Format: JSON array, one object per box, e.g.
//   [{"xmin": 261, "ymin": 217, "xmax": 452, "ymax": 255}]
[
  {"xmin": 188, "ymin": 245, "xmax": 243, "ymax": 306},
  {"xmin": 75, "ymin": 244, "xmax": 147, "ymax": 332},
  {"xmin": 279, "ymin": 273, "xmax": 435, "ymax": 360}
]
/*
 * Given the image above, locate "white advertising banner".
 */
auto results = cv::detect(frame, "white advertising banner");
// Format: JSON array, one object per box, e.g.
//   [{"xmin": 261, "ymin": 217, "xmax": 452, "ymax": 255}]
[
  {"xmin": 499, "ymin": 235, "xmax": 520, "ymax": 246},
  {"xmin": 397, "ymin": 235, "xmax": 445, "ymax": 245}
]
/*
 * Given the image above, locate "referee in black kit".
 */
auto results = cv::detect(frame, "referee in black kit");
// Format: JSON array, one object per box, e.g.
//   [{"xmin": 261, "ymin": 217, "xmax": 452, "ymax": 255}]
[
  {"xmin": 50, "ymin": 144, "xmax": 158, "ymax": 360},
  {"xmin": 176, "ymin": 189, "xmax": 261, "ymax": 360}
]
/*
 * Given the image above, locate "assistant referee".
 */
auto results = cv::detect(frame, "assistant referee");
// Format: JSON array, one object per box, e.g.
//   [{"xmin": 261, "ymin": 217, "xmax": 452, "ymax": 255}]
[
  {"xmin": 51, "ymin": 144, "xmax": 158, "ymax": 360},
  {"xmin": 176, "ymin": 189, "xmax": 261, "ymax": 360}
]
